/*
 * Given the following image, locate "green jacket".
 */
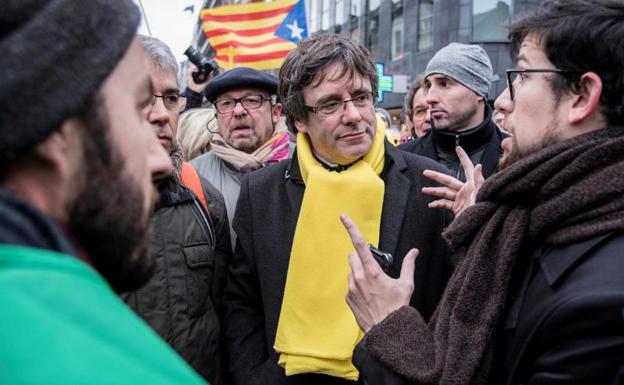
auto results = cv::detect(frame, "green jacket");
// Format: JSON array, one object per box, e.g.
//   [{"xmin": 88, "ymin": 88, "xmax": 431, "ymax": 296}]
[{"xmin": 0, "ymin": 245, "xmax": 208, "ymax": 385}]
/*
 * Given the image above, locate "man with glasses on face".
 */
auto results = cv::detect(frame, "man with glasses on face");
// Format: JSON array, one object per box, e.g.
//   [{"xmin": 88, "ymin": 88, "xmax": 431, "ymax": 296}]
[
  {"xmin": 221, "ymin": 34, "xmax": 454, "ymax": 385},
  {"xmin": 191, "ymin": 67, "xmax": 290, "ymax": 247},
  {"xmin": 403, "ymin": 76, "xmax": 432, "ymax": 140},
  {"xmin": 343, "ymin": 1, "xmax": 624, "ymax": 385},
  {"xmin": 122, "ymin": 36, "xmax": 232, "ymax": 385}
]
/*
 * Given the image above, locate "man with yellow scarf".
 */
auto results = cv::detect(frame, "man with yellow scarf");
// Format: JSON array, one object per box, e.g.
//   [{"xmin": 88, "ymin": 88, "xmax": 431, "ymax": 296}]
[{"xmin": 222, "ymin": 34, "xmax": 454, "ymax": 385}]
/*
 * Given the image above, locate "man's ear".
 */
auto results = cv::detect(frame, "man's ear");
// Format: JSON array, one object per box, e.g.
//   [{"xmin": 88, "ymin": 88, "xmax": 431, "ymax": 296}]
[
  {"xmin": 293, "ymin": 117, "xmax": 307, "ymax": 134},
  {"xmin": 568, "ymin": 72, "xmax": 603, "ymax": 125},
  {"xmin": 32, "ymin": 118, "xmax": 83, "ymax": 176},
  {"xmin": 272, "ymin": 102, "xmax": 283, "ymax": 124}
]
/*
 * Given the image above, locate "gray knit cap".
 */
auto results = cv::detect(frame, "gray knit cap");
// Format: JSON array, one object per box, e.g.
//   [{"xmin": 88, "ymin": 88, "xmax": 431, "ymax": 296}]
[
  {"xmin": 0, "ymin": 0, "xmax": 141, "ymax": 161},
  {"xmin": 424, "ymin": 43, "xmax": 493, "ymax": 98}
]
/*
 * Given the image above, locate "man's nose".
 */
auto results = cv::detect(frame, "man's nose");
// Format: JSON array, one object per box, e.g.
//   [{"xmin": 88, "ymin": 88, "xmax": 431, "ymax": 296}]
[
  {"xmin": 232, "ymin": 100, "xmax": 248, "ymax": 116},
  {"xmin": 494, "ymin": 87, "xmax": 513, "ymax": 114},
  {"xmin": 425, "ymin": 87, "xmax": 439, "ymax": 105},
  {"xmin": 341, "ymin": 100, "xmax": 362, "ymax": 124},
  {"xmin": 146, "ymin": 97, "xmax": 171, "ymax": 125},
  {"xmin": 147, "ymin": 132, "xmax": 173, "ymax": 181}
]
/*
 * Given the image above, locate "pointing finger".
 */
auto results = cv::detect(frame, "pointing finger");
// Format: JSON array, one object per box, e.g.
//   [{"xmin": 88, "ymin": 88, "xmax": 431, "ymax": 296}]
[
  {"xmin": 399, "ymin": 248, "xmax": 418, "ymax": 289},
  {"xmin": 340, "ymin": 213, "xmax": 377, "ymax": 268},
  {"xmin": 422, "ymin": 186, "xmax": 457, "ymax": 200},
  {"xmin": 456, "ymin": 146, "xmax": 475, "ymax": 181},
  {"xmin": 423, "ymin": 170, "xmax": 464, "ymax": 191}
]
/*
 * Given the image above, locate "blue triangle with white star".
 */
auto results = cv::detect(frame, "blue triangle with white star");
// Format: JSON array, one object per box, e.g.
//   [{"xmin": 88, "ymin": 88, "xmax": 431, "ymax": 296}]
[{"xmin": 275, "ymin": 0, "xmax": 308, "ymax": 43}]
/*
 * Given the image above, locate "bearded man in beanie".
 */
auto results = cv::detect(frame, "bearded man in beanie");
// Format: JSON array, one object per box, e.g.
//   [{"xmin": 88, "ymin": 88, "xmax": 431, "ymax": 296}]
[
  {"xmin": 399, "ymin": 43, "xmax": 507, "ymax": 182},
  {"xmin": 0, "ymin": 1, "xmax": 208, "ymax": 384},
  {"xmin": 344, "ymin": 1, "xmax": 624, "ymax": 384}
]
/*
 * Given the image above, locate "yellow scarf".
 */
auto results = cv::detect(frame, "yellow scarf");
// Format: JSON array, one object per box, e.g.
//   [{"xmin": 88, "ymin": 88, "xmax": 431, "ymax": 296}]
[{"xmin": 274, "ymin": 118, "xmax": 386, "ymax": 380}]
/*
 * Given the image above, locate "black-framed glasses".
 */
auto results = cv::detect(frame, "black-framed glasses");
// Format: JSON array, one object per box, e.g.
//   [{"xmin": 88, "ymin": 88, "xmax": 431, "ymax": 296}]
[
  {"xmin": 303, "ymin": 91, "xmax": 376, "ymax": 116},
  {"xmin": 214, "ymin": 95, "xmax": 270, "ymax": 114},
  {"xmin": 150, "ymin": 93, "xmax": 187, "ymax": 111},
  {"xmin": 505, "ymin": 68, "xmax": 583, "ymax": 101},
  {"xmin": 411, "ymin": 106, "xmax": 428, "ymax": 119}
]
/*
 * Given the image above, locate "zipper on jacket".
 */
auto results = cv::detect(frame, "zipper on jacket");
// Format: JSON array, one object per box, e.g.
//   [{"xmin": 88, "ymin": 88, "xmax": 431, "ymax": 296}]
[
  {"xmin": 455, "ymin": 134, "xmax": 460, "ymax": 147},
  {"xmin": 192, "ymin": 199, "xmax": 216, "ymax": 250},
  {"xmin": 136, "ymin": 288, "xmax": 145, "ymax": 317}
]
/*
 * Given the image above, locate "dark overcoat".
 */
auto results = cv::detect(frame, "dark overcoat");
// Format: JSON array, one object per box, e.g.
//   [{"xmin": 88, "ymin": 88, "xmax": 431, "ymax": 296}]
[
  {"xmin": 222, "ymin": 142, "xmax": 455, "ymax": 385},
  {"xmin": 490, "ymin": 232, "xmax": 624, "ymax": 385}
]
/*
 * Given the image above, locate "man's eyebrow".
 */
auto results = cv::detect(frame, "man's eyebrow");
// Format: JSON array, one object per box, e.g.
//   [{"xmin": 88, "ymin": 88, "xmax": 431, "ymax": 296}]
[
  {"xmin": 315, "ymin": 92, "xmax": 344, "ymax": 105},
  {"xmin": 161, "ymin": 87, "xmax": 180, "ymax": 94},
  {"xmin": 515, "ymin": 52, "xmax": 528, "ymax": 66},
  {"xmin": 315, "ymin": 89, "xmax": 372, "ymax": 105}
]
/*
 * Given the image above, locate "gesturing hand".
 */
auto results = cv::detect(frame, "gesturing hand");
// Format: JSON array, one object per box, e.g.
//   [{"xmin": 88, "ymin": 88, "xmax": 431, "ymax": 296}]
[
  {"xmin": 340, "ymin": 214, "xmax": 417, "ymax": 333},
  {"xmin": 421, "ymin": 146, "xmax": 484, "ymax": 217}
]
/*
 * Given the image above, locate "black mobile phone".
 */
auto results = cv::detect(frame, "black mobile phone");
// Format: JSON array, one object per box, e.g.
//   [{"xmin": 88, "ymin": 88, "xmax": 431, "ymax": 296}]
[{"xmin": 367, "ymin": 244, "xmax": 394, "ymax": 273}]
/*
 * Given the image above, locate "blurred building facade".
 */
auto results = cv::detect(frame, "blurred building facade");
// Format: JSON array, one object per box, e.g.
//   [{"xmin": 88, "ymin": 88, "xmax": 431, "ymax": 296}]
[{"xmin": 188, "ymin": 0, "xmax": 542, "ymax": 126}]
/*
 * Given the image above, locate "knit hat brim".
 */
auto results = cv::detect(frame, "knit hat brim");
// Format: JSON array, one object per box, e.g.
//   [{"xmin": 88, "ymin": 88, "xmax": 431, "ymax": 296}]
[{"xmin": 424, "ymin": 43, "xmax": 493, "ymax": 98}]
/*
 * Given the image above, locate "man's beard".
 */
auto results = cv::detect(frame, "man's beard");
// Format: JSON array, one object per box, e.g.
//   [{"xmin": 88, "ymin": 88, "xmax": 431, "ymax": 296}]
[
  {"xmin": 499, "ymin": 126, "xmax": 561, "ymax": 169},
  {"xmin": 68, "ymin": 104, "xmax": 155, "ymax": 293},
  {"xmin": 226, "ymin": 131, "xmax": 259, "ymax": 153},
  {"xmin": 432, "ymin": 102, "xmax": 479, "ymax": 132}
]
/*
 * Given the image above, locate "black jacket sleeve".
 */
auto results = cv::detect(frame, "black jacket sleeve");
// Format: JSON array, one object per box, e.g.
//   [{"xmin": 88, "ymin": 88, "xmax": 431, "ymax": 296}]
[
  {"xmin": 183, "ymin": 87, "xmax": 204, "ymax": 111},
  {"xmin": 221, "ymin": 176, "xmax": 280, "ymax": 385},
  {"xmin": 202, "ymin": 177, "xmax": 232, "ymax": 308}
]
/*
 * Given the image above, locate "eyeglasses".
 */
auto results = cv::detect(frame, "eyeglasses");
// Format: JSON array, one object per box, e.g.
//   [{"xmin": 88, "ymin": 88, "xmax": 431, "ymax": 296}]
[
  {"xmin": 411, "ymin": 106, "xmax": 428, "ymax": 119},
  {"xmin": 303, "ymin": 91, "xmax": 376, "ymax": 116},
  {"xmin": 214, "ymin": 95, "xmax": 270, "ymax": 114},
  {"xmin": 505, "ymin": 68, "xmax": 583, "ymax": 101},
  {"xmin": 150, "ymin": 93, "xmax": 187, "ymax": 111}
]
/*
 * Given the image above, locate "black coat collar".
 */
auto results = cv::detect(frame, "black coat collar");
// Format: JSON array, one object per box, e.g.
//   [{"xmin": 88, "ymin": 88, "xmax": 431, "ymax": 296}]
[
  {"xmin": 431, "ymin": 105, "xmax": 495, "ymax": 154},
  {"xmin": 0, "ymin": 189, "xmax": 78, "ymax": 257}
]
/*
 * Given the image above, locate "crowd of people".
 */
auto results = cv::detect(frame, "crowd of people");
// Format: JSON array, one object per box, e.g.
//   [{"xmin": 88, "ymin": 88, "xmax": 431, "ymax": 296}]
[{"xmin": 1, "ymin": 0, "xmax": 623, "ymax": 385}]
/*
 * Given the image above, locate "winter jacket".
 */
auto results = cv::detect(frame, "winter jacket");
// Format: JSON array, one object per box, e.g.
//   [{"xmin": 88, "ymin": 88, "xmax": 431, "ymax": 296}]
[{"xmin": 122, "ymin": 176, "xmax": 232, "ymax": 385}]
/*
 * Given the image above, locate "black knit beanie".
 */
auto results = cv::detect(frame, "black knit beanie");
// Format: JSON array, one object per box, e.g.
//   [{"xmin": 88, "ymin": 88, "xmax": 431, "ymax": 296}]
[{"xmin": 0, "ymin": 0, "xmax": 141, "ymax": 161}]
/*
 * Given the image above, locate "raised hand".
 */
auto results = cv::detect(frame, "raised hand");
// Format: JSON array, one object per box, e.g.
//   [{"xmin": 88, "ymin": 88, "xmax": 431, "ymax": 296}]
[
  {"xmin": 186, "ymin": 67, "xmax": 213, "ymax": 94},
  {"xmin": 340, "ymin": 214, "xmax": 417, "ymax": 333},
  {"xmin": 421, "ymin": 146, "xmax": 484, "ymax": 217}
]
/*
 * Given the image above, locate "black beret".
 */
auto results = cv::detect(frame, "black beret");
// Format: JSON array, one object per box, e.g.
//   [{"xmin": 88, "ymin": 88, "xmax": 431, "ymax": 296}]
[
  {"xmin": 204, "ymin": 67, "xmax": 278, "ymax": 103},
  {"xmin": 0, "ymin": 0, "xmax": 140, "ymax": 162}
]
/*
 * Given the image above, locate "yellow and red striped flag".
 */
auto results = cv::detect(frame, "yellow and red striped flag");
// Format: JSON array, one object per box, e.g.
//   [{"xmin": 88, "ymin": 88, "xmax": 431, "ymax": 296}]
[{"xmin": 201, "ymin": 0, "xmax": 308, "ymax": 71}]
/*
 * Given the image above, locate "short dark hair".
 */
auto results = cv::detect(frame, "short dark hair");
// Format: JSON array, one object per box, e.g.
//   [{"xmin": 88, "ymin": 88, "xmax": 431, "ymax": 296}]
[
  {"xmin": 509, "ymin": 0, "xmax": 624, "ymax": 125},
  {"xmin": 278, "ymin": 34, "xmax": 378, "ymax": 132},
  {"xmin": 404, "ymin": 76, "xmax": 424, "ymax": 119}
]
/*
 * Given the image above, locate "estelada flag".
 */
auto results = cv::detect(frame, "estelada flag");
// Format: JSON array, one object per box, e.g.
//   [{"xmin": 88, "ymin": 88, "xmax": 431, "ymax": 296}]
[{"xmin": 201, "ymin": 0, "xmax": 308, "ymax": 71}]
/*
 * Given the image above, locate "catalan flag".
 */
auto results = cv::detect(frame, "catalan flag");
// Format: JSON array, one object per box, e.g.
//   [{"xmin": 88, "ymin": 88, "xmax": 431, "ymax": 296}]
[{"xmin": 201, "ymin": 0, "xmax": 308, "ymax": 71}]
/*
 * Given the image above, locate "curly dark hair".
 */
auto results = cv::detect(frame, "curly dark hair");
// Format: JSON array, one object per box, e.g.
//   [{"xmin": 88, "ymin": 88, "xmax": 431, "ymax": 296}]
[{"xmin": 509, "ymin": 0, "xmax": 624, "ymax": 125}]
